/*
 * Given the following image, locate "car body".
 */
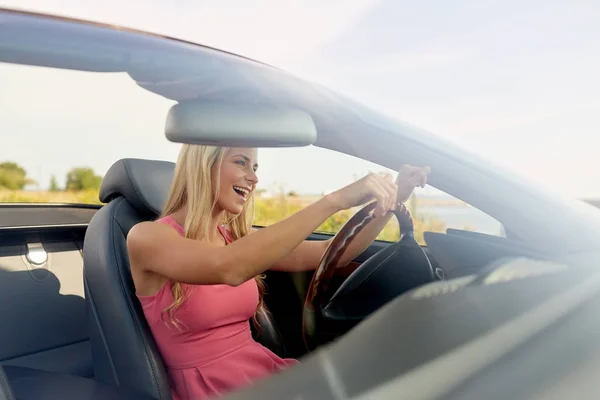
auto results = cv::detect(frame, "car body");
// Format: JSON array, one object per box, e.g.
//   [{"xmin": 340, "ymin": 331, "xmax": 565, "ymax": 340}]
[{"xmin": 2, "ymin": 6, "xmax": 600, "ymax": 400}]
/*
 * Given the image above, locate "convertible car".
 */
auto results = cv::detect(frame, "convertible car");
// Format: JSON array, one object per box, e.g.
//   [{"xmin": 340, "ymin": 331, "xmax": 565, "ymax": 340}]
[{"xmin": 2, "ymin": 7, "xmax": 600, "ymax": 400}]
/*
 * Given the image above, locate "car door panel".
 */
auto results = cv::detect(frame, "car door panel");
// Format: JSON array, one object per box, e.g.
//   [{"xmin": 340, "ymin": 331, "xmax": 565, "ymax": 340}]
[{"xmin": 0, "ymin": 206, "xmax": 97, "ymax": 378}]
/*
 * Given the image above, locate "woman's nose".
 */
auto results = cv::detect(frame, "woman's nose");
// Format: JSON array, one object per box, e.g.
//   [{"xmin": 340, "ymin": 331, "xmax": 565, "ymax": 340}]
[{"xmin": 246, "ymin": 170, "xmax": 259, "ymax": 185}]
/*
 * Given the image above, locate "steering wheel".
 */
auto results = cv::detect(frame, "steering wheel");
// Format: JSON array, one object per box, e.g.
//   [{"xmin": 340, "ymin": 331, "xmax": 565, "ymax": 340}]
[{"xmin": 302, "ymin": 201, "xmax": 437, "ymax": 350}]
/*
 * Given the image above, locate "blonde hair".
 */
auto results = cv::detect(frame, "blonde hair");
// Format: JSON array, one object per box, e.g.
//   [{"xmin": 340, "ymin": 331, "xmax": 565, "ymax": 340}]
[{"xmin": 159, "ymin": 144, "xmax": 267, "ymax": 329}]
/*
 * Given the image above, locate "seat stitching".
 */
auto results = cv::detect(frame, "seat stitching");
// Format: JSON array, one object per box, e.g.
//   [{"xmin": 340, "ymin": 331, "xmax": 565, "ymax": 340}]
[{"xmin": 84, "ymin": 274, "xmax": 120, "ymax": 385}]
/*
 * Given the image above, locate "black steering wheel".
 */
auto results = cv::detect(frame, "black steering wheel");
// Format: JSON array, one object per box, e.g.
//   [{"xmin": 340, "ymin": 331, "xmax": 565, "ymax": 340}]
[{"xmin": 302, "ymin": 201, "xmax": 437, "ymax": 350}]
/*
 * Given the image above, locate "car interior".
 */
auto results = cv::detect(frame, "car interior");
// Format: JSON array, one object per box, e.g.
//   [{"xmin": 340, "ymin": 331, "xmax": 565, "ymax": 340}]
[
  {"xmin": 3, "ymin": 7, "xmax": 600, "ymax": 400},
  {"xmin": 0, "ymin": 155, "xmax": 554, "ymax": 400}
]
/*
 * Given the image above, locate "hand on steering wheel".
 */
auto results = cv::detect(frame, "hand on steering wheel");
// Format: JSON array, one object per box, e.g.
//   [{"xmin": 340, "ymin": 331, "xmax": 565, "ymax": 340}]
[
  {"xmin": 302, "ymin": 200, "xmax": 436, "ymax": 350},
  {"xmin": 326, "ymin": 173, "xmax": 399, "ymax": 218}
]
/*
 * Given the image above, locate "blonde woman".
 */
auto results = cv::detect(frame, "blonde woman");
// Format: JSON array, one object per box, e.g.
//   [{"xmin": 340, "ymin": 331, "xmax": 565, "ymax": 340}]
[{"xmin": 127, "ymin": 145, "xmax": 429, "ymax": 400}]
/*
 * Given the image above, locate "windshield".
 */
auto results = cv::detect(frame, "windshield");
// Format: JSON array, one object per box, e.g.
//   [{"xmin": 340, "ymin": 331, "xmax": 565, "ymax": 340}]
[{"xmin": 1, "ymin": 7, "xmax": 596, "ymax": 245}]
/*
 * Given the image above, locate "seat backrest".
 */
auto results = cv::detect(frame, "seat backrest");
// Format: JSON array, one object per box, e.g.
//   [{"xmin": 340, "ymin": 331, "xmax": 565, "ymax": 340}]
[
  {"xmin": 0, "ymin": 364, "xmax": 16, "ymax": 400},
  {"xmin": 82, "ymin": 158, "xmax": 175, "ymax": 400}
]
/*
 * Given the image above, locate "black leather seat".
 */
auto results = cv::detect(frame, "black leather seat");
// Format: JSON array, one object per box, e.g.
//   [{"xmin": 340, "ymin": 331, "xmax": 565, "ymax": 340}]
[
  {"xmin": 0, "ymin": 365, "xmax": 15, "ymax": 400},
  {"xmin": 82, "ymin": 158, "xmax": 284, "ymax": 400}
]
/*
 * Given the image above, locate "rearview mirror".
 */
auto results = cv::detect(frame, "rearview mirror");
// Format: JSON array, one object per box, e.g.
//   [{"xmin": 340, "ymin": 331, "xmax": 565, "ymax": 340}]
[{"xmin": 165, "ymin": 101, "xmax": 317, "ymax": 147}]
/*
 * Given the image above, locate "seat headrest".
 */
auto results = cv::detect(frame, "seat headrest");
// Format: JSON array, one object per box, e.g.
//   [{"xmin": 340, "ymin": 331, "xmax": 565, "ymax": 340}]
[{"xmin": 99, "ymin": 158, "xmax": 175, "ymax": 215}]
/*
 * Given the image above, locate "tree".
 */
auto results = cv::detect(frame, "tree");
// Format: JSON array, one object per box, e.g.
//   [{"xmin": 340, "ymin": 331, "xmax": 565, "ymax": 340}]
[
  {"xmin": 49, "ymin": 175, "xmax": 60, "ymax": 192},
  {"xmin": 0, "ymin": 162, "xmax": 32, "ymax": 190},
  {"xmin": 65, "ymin": 167, "xmax": 102, "ymax": 191}
]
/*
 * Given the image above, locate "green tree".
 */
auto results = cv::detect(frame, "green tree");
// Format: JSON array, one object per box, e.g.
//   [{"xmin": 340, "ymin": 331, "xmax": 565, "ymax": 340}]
[
  {"xmin": 0, "ymin": 162, "xmax": 33, "ymax": 190},
  {"xmin": 65, "ymin": 167, "xmax": 102, "ymax": 191},
  {"xmin": 49, "ymin": 175, "xmax": 60, "ymax": 192}
]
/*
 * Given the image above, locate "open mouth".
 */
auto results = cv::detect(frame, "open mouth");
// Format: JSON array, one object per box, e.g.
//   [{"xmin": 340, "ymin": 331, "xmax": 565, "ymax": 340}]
[{"xmin": 233, "ymin": 186, "xmax": 250, "ymax": 200}]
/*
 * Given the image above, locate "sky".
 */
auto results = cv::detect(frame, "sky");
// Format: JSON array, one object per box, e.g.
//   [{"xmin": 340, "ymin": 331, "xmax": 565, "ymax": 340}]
[{"xmin": 1, "ymin": 0, "xmax": 599, "ymax": 198}]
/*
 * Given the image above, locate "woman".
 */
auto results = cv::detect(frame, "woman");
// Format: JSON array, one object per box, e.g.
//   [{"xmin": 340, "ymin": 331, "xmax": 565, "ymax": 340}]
[{"xmin": 127, "ymin": 144, "xmax": 429, "ymax": 399}]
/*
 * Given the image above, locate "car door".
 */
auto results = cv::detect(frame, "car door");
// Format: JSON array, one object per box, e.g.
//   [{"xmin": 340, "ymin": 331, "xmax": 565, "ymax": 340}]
[{"xmin": 0, "ymin": 203, "xmax": 99, "ymax": 377}]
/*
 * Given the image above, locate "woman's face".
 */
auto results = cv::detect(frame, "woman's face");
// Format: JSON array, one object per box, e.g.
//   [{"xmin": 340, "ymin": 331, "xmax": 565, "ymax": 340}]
[{"xmin": 213, "ymin": 147, "xmax": 259, "ymax": 215}]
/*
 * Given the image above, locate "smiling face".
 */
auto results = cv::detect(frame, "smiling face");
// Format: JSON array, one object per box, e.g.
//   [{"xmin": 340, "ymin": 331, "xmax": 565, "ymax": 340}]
[{"xmin": 212, "ymin": 147, "xmax": 259, "ymax": 215}]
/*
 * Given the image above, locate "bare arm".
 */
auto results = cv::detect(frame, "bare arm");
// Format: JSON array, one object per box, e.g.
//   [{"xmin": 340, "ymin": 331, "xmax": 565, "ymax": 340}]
[
  {"xmin": 127, "ymin": 196, "xmax": 340, "ymax": 286},
  {"xmin": 268, "ymin": 211, "xmax": 395, "ymax": 272},
  {"xmin": 262, "ymin": 166, "xmax": 430, "ymax": 272}
]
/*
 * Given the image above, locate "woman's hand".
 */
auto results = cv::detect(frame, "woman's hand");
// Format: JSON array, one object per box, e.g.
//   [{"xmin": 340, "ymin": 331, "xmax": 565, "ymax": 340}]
[
  {"xmin": 396, "ymin": 165, "xmax": 431, "ymax": 203},
  {"xmin": 326, "ymin": 173, "xmax": 398, "ymax": 217}
]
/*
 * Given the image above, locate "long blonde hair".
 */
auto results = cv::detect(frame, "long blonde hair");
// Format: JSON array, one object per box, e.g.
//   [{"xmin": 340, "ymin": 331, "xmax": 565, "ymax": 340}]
[{"xmin": 159, "ymin": 144, "xmax": 267, "ymax": 329}]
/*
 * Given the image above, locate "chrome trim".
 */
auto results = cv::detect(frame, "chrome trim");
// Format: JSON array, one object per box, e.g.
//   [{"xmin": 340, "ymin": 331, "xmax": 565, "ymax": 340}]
[{"xmin": 26, "ymin": 242, "xmax": 47, "ymax": 265}]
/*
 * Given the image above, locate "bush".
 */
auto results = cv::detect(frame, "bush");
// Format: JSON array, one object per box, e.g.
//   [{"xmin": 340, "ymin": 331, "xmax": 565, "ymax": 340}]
[
  {"xmin": 0, "ymin": 162, "xmax": 34, "ymax": 190},
  {"xmin": 65, "ymin": 167, "xmax": 102, "ymax": 191},
  {"xmin": 253, "ymin": 195, "xmax": 445, "ymax": 245}
]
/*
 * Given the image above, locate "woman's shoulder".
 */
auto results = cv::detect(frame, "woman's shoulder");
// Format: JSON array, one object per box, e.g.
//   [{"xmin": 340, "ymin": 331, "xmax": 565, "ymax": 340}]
[
  {"xmin": 127, "ymin": 216, "xmax": 182, "ymax": 249},
  {"xmin": 127, "ymin": 216, "xmax": 184, "ymax": 253}
]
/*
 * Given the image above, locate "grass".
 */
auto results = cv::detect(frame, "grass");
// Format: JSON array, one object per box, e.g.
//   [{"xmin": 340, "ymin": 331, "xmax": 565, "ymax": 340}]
[
  {"xmin": 1, "ymin": 190, "xmax": 451, "ymax": 244},
  {"xmin": 0, "ymin": 189, "xmax": 102, "ymax": 204}
]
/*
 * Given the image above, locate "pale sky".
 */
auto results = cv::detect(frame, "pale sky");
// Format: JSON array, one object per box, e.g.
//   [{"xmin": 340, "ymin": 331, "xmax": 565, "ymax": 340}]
[{"xmin": 1, "ymin": 0, "xmax": 599, "ymax": 198}]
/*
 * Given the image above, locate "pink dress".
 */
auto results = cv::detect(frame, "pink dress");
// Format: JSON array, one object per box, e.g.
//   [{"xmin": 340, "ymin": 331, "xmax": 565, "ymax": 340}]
[{"xmin": 137, "ymin": 216, "xmax": 299, "ymax": 399}]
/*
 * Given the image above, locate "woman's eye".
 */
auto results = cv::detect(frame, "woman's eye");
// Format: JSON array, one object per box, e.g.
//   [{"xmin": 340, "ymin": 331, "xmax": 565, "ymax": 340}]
[{"xmin": 235, "ymin": 160, "xmax": 246, "ymax": 166}]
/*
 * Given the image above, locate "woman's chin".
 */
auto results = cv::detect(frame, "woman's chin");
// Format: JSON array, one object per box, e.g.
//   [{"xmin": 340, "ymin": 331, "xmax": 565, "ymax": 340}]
[
  {"xmin": 223, "ymin": 202, "xmax": 244, "ymax": 216},
  {"xmin": 216, "ymin": 195, "xmax": 247, "ymax": 217}
]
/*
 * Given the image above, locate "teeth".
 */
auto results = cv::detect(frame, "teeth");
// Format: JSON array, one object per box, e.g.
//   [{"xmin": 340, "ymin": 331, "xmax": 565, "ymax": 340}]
[{"xmin": 233, "ymin": 186, "xmax": 249, "ymax": 195}]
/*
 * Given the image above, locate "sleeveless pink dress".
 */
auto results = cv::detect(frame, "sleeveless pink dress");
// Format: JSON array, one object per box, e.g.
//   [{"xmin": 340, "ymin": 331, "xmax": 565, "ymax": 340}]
[{"xmin": 136, "ymin": 216, "xmax": 299, "ymax": 399}]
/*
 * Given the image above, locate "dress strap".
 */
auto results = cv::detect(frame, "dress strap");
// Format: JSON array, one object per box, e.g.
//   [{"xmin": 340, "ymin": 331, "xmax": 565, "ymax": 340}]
[
  {"xmin": 217, "ymin": 225, "xmax": 234, "ymax": 244},
  {"xmin": 156, "ymin": 215, "xmax": 185, "ymax": 236}
]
